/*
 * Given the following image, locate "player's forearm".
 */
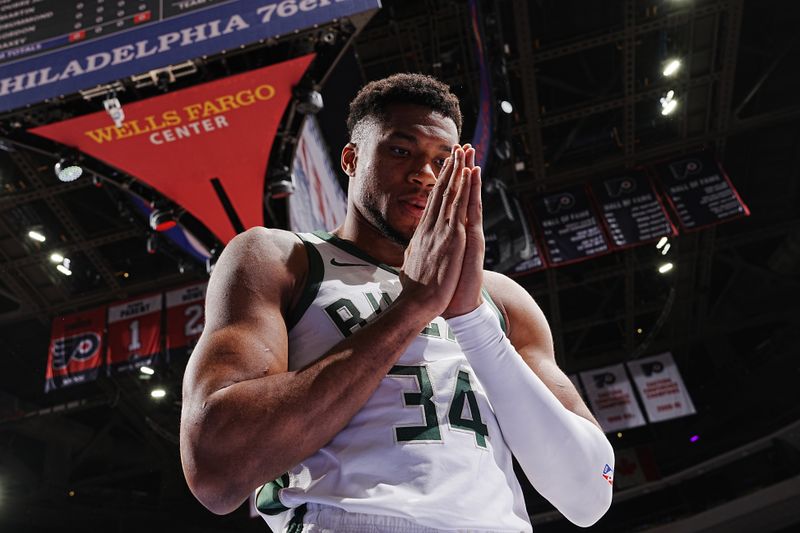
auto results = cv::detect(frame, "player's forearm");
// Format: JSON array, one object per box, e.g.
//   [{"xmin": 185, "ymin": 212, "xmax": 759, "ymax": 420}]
[
  {"xmin": 447, "ymin": 303, "xmax": 614, "ymax": 527},
  {"xmin": 182, "ymin": 296, "xmax": 432, "ymax": 514}
]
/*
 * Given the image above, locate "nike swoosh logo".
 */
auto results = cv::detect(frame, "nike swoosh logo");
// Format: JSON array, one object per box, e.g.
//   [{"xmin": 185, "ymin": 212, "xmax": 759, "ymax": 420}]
[{"xmin": 330, "ymin": 258, "xmax": 369, "ymax": 268}]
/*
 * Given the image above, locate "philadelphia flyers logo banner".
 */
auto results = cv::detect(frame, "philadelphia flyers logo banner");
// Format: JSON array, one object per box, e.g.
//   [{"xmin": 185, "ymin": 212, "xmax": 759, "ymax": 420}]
[
  {"xmin": 166, "ymin": 282, "xmax": 207, "ymax": 361},
  {"xmin": 45, "ymin": 307, "xmax": 106, "ymax": 393},
  {"xmin": 106, "ymin": 293, "xmax": 163, "ymax": 374}
]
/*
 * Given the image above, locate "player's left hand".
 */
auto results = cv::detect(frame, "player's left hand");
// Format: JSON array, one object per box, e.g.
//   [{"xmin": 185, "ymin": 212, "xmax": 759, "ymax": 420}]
[{"xmin": 442, "ymin": 144, "xmax": 485, "ymax": 318}]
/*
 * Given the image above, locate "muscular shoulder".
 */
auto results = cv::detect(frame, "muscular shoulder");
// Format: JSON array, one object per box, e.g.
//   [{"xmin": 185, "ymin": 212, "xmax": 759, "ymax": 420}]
[
  {"xmin": 209, "ymin": 227, "xmax": 308, "ymax": 318},
  {"xmin": 482, "ymin": 270, "xmax": 551, "ymax": 355}
]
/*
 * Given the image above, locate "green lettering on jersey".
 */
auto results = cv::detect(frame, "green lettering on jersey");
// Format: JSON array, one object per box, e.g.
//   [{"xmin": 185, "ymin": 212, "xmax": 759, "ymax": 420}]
[
  {"xmin": 388, "ymin": 365, "xmax": 442, "ymax": 442},
  {"xmin": 421, "ymin": 321, "xmax": 441, "ymax": 338},
  {"xmin": 364, "ymin": 291, "xmax": 393, "ymax": 314},
  {"xmin": 324, "ymin": 298, "xmax": 367, "ymax": 337},
  {"xmin": 448, "ymin": 370, "xmax": 489, "ymax": 448}
]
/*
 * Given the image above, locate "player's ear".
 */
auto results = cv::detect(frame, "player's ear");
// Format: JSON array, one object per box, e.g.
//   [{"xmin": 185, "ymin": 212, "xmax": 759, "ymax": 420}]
[{"xmin": 341, "ymin": 143, "xmax": 357, "ymax": 177}]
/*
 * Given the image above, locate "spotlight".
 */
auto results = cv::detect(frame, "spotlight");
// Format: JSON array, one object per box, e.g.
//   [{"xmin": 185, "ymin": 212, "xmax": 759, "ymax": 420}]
[
  {"xmin": 150, "ymin": 388, "xmax": 166, "ymax": 399},
  {"xmin": 149, "ymin": 209, "xmax": 177, "ymax": 232},
  {"xmin": 499, "ymin": 100, "xmax": 514, "ymax": 114},
  {"xmin": 268, "ymin": 167, "xmax": 295, "ymax": 199},
  {"xmin": 27, "ymin": 229, "xmax": 46, "ymax": 242},
  {"xmin": 140, "ymin": 366, "xmax": 155, "ymax": 375},
  {"xmin": 661, "ymin": 243, "xmax": 671, "ymax": 255},
  {"xmin": 660, "ymin": 90, "xmax": 678, "ymax": 115},
  {"xmin": 658, "ymin": 262, "xmax": 674, "ymax": 274},
  {"xmin": 54, "ymin": 158, "xmax": 83, "ymax": 182},
  {"xmin": 56, "ymin": 263, "xmax": 72, "ymax": 276},
  {"xmin": 294, "ymin": 88, "xmax": 323, "ymax": 115},
  {"xmin": 50, "ymin": 252, "xmax": 64, "ymax": 263},
  {"xmin": 662, "ymin": 58, "xmax": 682, "ymax": 77},
  {"xmin": 656, "ymin": 236, "xmax": 668, "ymax": 249}
]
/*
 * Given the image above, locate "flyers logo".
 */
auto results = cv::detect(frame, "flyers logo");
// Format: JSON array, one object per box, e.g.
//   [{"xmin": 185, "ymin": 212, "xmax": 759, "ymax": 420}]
[
  {"xmin": 592, "ymin": 372, "xmax": 616, "ymax": 388},
  {"xmin": 641, "ymin": 361, "xmax": 664, "ymax": 377},
  {"xmin": 52, "ymin": 333, "xmax": 101, "ymax": 370},
  {"xmin": 543, "ymin": 192, "xmax": 575, "ymax": 214},
  {"xmin": 668, "ymin": 158, "xmax": 703, "ymax": 180},
  {"xmin": 604, "ymin": 176, "xmax": 637, "ymax": 197}
]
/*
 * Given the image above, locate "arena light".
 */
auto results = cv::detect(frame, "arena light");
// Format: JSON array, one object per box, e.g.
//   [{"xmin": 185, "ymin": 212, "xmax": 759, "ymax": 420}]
[
  {"xmin": 54, "ymin": 158, "xmax": 83, "ymax": 182},
  {"xmin": 49, "ymin": 252, "xmax": 64, "ymax": 263},
  {"xmin": 661, "ymin": 243, "xmax": 671, "ymax": 255},
  {"xmin": 660, "ymin": 90, "xmax": 678, "ymax": 115},
  {"xmin": 149, "ymin": 209, "xmax": 177, "ymax": 232},
  {"xmin": 658, "ymin": 262, "xmax": 674, "ymax": 274},
  {"xmin": 656, "ymin": 236, "xmax": 668, "ymax": 249},
  {"xmin": 663, "ymin": 58, "xmax": 682, "ymax": 77},
  {"xmin": 27, "ymin": 229, "xmax": 46, "ymax": 242},
  {"xmin": 499, "ymin": 100, "xmax": 514, "ymax": 114},
  {"xmin": 140, "ymin": 366, "xmax": 155, "ymax": 375},
  {"xmin": 56, "ymin": 263, "xmax": 72, "ymax": 276},
  {"xmin": 151, "ymin": 388, "xmax": 166, "ymax": 399}
]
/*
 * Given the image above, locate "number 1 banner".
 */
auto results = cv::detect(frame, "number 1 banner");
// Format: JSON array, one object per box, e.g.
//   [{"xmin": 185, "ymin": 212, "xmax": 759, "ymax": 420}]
[
  {"xmin": 106, "ymin": 293, "xmax": 163, "ymax": 374},
  {"xmin": 166, "ymin": 282, "xmax": 207, "ymax": 361}
]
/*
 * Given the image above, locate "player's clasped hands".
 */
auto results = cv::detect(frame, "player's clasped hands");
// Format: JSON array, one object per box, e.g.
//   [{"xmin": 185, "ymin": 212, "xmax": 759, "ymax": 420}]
[{"xmin": 400, "ymin": 144, "xmax": 484, "ymax": 319}]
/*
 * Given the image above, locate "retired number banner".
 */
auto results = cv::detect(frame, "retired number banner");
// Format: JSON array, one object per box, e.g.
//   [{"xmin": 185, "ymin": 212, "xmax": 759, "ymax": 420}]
[
  {"xmin": 45, "ymin": 307, "xmax": 106, "ymax": 392},
  {"xmin": 106, "ymin": 293, "xmax": 163, "ymax": 374},
  {"xmin": 166, "ymin": 282, "xmax": 207, "ymax": 359},
  {"xmin": 627, "ymin": 352, "xmax": 696, "ymax": 423},
  {"xmin": 580, "ymin": 363, "xmax": 646, "ymax": 432}
]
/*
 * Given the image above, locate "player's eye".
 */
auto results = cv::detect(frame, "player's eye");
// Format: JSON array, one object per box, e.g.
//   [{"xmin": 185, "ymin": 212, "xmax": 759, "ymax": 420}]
[
  {"xmin": 390, "ymin": 147, "xmax": 410, "ymax": 156},
  {"xmin": 434, "ymin": 157, "xmax": 447, "ymax": 167}
]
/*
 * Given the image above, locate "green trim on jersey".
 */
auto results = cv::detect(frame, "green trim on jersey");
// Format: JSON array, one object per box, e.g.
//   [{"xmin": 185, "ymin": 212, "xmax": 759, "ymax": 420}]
[
  {"xmin": 255, "ymin": 473, "xmax": 291, "ymax": 515},
  {"xmin": 482, "ymin": 287, "xmax": 508, "ymax": 335},
  {"xmin": 313, "ymin": 230, "xmax": 400, "ymax": 275},
  {"xmin": 287, "ymin": 234, "xmax": 325, "ymax": 331}
]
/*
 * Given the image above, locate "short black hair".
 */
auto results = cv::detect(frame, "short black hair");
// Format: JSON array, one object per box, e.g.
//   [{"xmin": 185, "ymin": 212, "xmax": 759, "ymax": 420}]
[{"xmin": 346, "ymin": 73, "xmax": 463, "ymax": 139}]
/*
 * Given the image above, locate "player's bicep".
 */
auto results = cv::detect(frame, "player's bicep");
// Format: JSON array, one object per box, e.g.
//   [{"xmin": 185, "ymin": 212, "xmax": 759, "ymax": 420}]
[{"xmin": 184, "ymin": 228, "xmax": 298, "ymax": 403}]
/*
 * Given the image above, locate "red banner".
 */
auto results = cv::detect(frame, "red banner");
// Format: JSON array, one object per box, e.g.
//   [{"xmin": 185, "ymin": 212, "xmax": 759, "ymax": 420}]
[
  {"xmin": 106, "ymin": 293, "xmax": 162, "ymax": 374},
  {"xmin": 166, "ymin": 282, "xmax": 206, "ymax": 358},
  {"xmin": 45, "ymin": 307, "xmax": 106, "ymax": 392},
  {"xmin": 31, "ymin": 54, "xmax": 315, "ymax": 243}
]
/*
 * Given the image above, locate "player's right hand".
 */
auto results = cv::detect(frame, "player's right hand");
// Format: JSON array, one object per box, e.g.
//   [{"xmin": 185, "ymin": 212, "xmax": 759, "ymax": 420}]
[{"xmin": 399, "ymin": 145, "xmax": 472, "ymax": 318}]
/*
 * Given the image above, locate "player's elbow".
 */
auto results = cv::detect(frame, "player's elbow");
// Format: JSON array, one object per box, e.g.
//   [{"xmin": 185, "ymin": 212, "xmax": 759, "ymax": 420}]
[
  {"xmin": 181, "ymin": 449, "xmax": 246, "ymax": 515},
  {"xmin": 561, "ymin": 486, "xmax": 613, "ymax": 527}
]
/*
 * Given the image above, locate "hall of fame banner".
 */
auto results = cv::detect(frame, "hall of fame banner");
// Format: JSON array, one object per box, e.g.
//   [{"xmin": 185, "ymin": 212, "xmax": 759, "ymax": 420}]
[
  {"xmin": 579, "ymin": 363, "xmax": 646, "ymax": 433},
  {"xmin": 626, "ymin": 352, "xmax": 696, "ymax": 423},
  {"xmin": 106, "ymin": 293, "xmax": 163, "ymax": 374},
  {"xmin": 590, "ymin": 171, "xmax": 676, "ymax": 249},
  {"xmin": 45, "ymin": 307, "xmax": 106, "ymax": 392},
  {"xmin": 530, "ymin": 185, "xmax": 610, "ymax": 267},
  {"xmin": 653, "ymin": 151, "xmax": 749, "ymax": 231}
]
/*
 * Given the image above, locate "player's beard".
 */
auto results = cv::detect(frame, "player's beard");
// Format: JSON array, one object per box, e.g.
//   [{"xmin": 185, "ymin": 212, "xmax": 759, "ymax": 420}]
[{"xmin": 363, "ymin": 202, "xmax": 411, "ymax": 247}]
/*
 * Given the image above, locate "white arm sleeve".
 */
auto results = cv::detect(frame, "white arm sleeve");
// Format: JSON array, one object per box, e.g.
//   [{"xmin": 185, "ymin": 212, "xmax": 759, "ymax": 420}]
[{"xmin": 447, "ymin": 302, "xmax": 614, "ymax": 527}]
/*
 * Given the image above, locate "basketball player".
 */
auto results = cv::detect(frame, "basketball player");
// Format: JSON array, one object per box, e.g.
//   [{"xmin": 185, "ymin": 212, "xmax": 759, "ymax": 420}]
[{"xmin": 180, "ymin": 74, "xmax": 614, "ymax": 532}]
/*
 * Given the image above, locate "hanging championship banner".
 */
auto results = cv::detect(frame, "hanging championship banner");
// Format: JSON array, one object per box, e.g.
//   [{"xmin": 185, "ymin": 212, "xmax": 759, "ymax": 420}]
[
  {"xmin": 31, "ymin": 54, "xmax": 314, "ymax": 243},
  {"xmin": 531, "ymin": 185, "xmax": 609, "ymax": 266},
  {"xmin": 106, "ymin": 293, "xmax": 163, "ymax": 374},
  {"xmin": 289, "ymin": 115, "xmax": 347, "ymax": 232},
  {"xmin": 166, "ymin": 282, "xmax": 207, "ymax": 360},
  {"xmin": 45, "ymin": 307, "xmax": 106, "ymax": 392},
  {"xmin": 627, "ymin": 352, "xmax": 696, "ymax": 423},
  {"xmin": 590, "ymin": 171, "xmax": 676, "ymax": 249},
  {"xmin": 653, "ymin": 151, "xmax": 749, "ymax": 230},
  {"xmin": 0, "ymin": 0, "xmax": 381, "ymax": 112},
  {"xmin": 580, "ymin": 363, "xmax": 646, "ymax": 433}
]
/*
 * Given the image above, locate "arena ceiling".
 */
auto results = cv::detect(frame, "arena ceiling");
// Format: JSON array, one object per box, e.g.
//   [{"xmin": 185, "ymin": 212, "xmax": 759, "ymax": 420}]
[{"xmin": 1, "ymin": 0, "xmax": 799, "ymax": 531}]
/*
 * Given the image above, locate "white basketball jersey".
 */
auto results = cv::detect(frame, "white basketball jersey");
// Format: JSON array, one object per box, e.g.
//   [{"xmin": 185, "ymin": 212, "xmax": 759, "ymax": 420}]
[{"xmin": 255, "ymin": 231, "xmax": 532, "ymax": 532}]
